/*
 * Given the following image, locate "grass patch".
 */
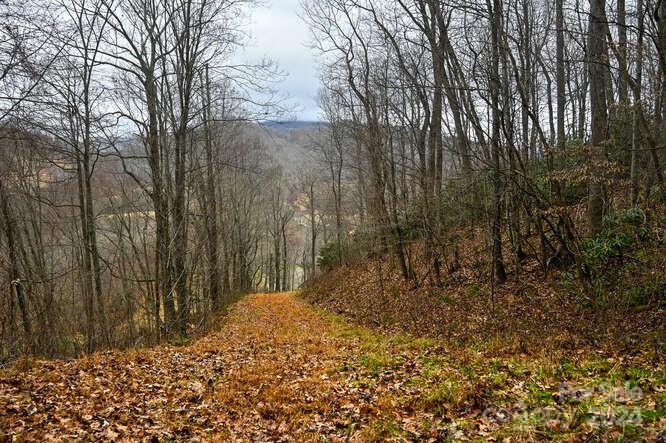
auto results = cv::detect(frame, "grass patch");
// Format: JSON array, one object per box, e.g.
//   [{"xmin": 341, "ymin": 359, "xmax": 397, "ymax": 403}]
[
  {"xmin": 527, "ymin": 381, "xmax": 553, "ymax": 406},
  {"xmin": 311, "ymin": 297, "xmax": 665, "ymax": 440},
  {"xmin": 359, "ymin": 351, "xmax": 396, "ymax": 376},
  {"xmin": 421, "ymin": 379, "xmax": 470, "ymax": 412},
  {"xmin": 361, "ymin": 417, "xmax": 405, "ymax": 441}
]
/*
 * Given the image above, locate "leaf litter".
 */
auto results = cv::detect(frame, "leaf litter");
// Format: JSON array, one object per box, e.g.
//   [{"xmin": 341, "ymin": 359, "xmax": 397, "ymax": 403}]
[{"xmin": 1, "ymin": 292, "xmax": 664, "ymax": 441}]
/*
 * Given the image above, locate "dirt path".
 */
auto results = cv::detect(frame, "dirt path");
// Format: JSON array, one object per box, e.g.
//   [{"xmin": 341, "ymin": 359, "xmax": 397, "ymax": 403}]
[
  {"xmin": 0, "ymin": 294, "xmax": 398, "ymax": 441},
  {"xmin": 1, "ymin": 293, "xmax": 664, "ymax": 441}
]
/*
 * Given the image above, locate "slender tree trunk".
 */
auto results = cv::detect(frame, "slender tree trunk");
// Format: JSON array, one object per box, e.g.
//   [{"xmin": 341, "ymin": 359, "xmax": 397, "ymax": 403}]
[
  {"xmin": 490, "ymin": 0, "xmax": 507, "ymax": 283},
  {"xmin": 521, "ymin": 0, "xmax": 532, "ymax": 162},
  {"xmin": 588, "ymin": 0, "xmax": 609, "ymax": 236},
  {"xmin": 617, "ymin": 0, "xmax": 628, "ymax": 105},
  {"xmin": 556, "ymin": 0, "xmax": 566, "ymax": 152},
  {"xmin": 655, "ymin": 1, "xmax": 666, "ymax": 184},
  {"xmin": 282, "ymin": 225, "xmax": 288, "ymax": 291},
  {"xmin": 74, "ymin": 141, "xmax": 96, "ymax": 353},
  {"xmin": 0, "ymin": 179, "xmax": 32, "ymax": 353},
  {"xmin": 145, "ymin": 75, "xmax": 170, "ymax": 336},
  {"xmin": 309, "ymin": 183, "xmax": 317, "ymax": 279},
  {"xmin": 274, "ymin": 234, "xmax": 281, "ymax": 292},
  {"xmin": 202, "ymin": 66, "xmax": 221, "ymax": 311},
  {"xmin": 631, "ymin": 0, "xmax": 645, "ymax": 206},
  {"xmin": 173, "ymin": 129, "xmax": 189, "ymax": 337},
  {"xmin": 81, "ymin": 120, "xmax": 109, "ymax": 348}
]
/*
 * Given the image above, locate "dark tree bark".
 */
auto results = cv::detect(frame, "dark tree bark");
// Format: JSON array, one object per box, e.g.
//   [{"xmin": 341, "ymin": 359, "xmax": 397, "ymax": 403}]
[
  {"xmin": 617, "ymin": 0, "xmax": 628, "ymax": 105},
  {"xmin": 587, "ymin": 0, "xmax": 609, "ymax": 236},
  {"xmin": 556, "ymin": 0, "xmax": 566, "ymax": 152},
  {"xmin": 0, "ymin": 178, "xmax": 32, "ymax": 353},
  {"xmin": 202, "ymin": 65, "xmax": 221, "ymax": 310},
  {"xmin": 631, "ymin": 0, "xmax": 645, "ymax": 206},
  {"xmin": 489, "ymin": 0, "xmax": 507, "ymax": 283}
]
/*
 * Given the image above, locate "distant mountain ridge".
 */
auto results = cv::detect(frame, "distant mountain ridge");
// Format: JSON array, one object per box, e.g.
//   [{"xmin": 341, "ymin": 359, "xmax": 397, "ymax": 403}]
[{"xmin": 261, "ymin": 120, "xmax": 326, "ymax": 134}]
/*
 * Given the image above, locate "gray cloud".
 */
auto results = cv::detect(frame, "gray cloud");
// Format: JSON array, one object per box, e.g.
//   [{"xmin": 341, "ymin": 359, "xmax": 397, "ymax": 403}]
[{"xmin": 240, "ymin": 0, "xmax": 321, "ymax": 121}]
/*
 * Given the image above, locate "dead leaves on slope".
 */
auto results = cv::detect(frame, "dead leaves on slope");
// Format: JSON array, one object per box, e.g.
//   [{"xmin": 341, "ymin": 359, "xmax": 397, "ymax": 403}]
[
  {"xmin": 0, "ymin": 294, "xmax": 389, "ymax": 441},
  {"xmin": 1, "ymin": 293, "xmax": 664, "ymax": 442}
]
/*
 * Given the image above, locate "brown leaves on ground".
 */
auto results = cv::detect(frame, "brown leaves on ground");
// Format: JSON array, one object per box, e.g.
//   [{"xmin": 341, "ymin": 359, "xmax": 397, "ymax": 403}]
[
  {"xmin": 1, "ymin": 294, "xmax": 368, "ymax": 441},
  {"xmin": 1, "ymin": 293, "xmax": 664, "ymax": 441},
  {"xmin": 303, "ymin": 233, "xmax": 665, "ymax": 359}
]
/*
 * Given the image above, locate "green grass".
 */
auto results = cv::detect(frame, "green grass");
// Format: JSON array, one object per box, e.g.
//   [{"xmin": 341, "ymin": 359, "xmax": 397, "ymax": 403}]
[
  {"xmin": 422, "ymin": 379, "xmax": 469, "ymax": 410},
  {"xmin": 314, "ymin": 300, "xmax": 665, "ymax": 440},
  {"xmin": 363, "ymin": 417, "xmax": 406, "ymax": 441},
  {"xmin": 358, "ymin": 351, "xmax": 395, "ymax": 376},
  {"xmin": 527, "ymin": 381, "xmax": 553, "ymax": 406}
]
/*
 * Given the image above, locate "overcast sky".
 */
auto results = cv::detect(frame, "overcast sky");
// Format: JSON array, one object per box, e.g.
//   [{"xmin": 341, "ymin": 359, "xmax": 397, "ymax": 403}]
[{"xmin": 240, "ymin": 0, "xmax": 321, "ymax": 121}]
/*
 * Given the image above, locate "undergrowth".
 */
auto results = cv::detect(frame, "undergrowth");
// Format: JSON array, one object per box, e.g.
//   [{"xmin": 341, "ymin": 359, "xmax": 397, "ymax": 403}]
[{"xmin": 318, "ymin": 299, "xmax": 666, "ymax": 441}]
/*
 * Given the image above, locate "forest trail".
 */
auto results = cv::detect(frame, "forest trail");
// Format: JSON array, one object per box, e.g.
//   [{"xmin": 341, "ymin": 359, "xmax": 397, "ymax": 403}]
[
  {"xmin": 0, "ymin": 293, "xmax": 412, "ymax": 441},
  {"xmin": 2, "ymin": 293, "xmax": 664, "ymax": 441}
]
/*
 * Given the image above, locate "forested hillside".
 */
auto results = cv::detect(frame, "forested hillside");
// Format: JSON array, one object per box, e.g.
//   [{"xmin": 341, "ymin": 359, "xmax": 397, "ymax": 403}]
[
  {"xmin": 301, "ymin": 0, "xmax": 666, "ymax": 295},
  {"xmin": 0, "ymin": 0, "xmax": 323, "ymax": 358},
  {"xmin": 298, "ymin": 0, "xmax": 666, "ymax": 354}
]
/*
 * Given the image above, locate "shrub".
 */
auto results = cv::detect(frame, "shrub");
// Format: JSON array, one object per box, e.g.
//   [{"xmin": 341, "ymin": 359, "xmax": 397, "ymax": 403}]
[
  {"xmin": 578, "ymin": 208, "xmax": 655, "ymax": 307},
  {"xmin": 317, "ymin": 230, "xmax": 377, "ymax": 271},
  {"xmin": 624, "ymin": 275, "xmax": 666, "ymax": 308},
  {"xmin": 318, "ymin": 240, "xmax": 344, "ymax": 272},
  {"xmin": 581, "ymin": 208, "xmax": 647, "ymax": 276}
]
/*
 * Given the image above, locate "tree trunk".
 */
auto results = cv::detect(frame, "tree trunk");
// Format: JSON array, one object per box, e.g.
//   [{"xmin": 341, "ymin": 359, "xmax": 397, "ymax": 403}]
[
  {"xmin": 202, "ymin": 66, "xmax": 221, "ymax": 311},
  {"xmin": 309, "ymin": 182, "xmax": 317, "ymax": 279},
  {"xmin": 617, "ymin": 0, "xmax": 628, "ymax": 105},
  {"xmin": 82, "ymin": 135, "xmax": 109, "ymax": 348},
  {"xmin": 587, "ymin": 0, "xmax": 609, "ymax": 236},
  {"xmin": 556, "ymin": 0, "xmax": 566, "ymax": 152},
  {"xmin": 145, "ymin": 75, "xmax": 171, "ymax": 336},
  {"xmin": 490, "ymin": 0, "xmax": 507, "ymax": 283},
  {"xmin": 173, "ymin": 129, "xmax": 189, "ymax": 337},
  {"xmin": 75, "ymin": 144, "xmax": 96, "ymax": 353},
  {"xmin": 0, "ymin": 179, "xmax": 32, "ymax": 353},
  {"xmin": 274, "ymin": 235, "xmax": 281, "ymax": 292},
  {"xmin": 631, "ymin": 0, "xmax": 645, "ymax": 206},
  {"xmin": 282, "ymin": 225, "xmax": 288, "ymax": 291}
]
